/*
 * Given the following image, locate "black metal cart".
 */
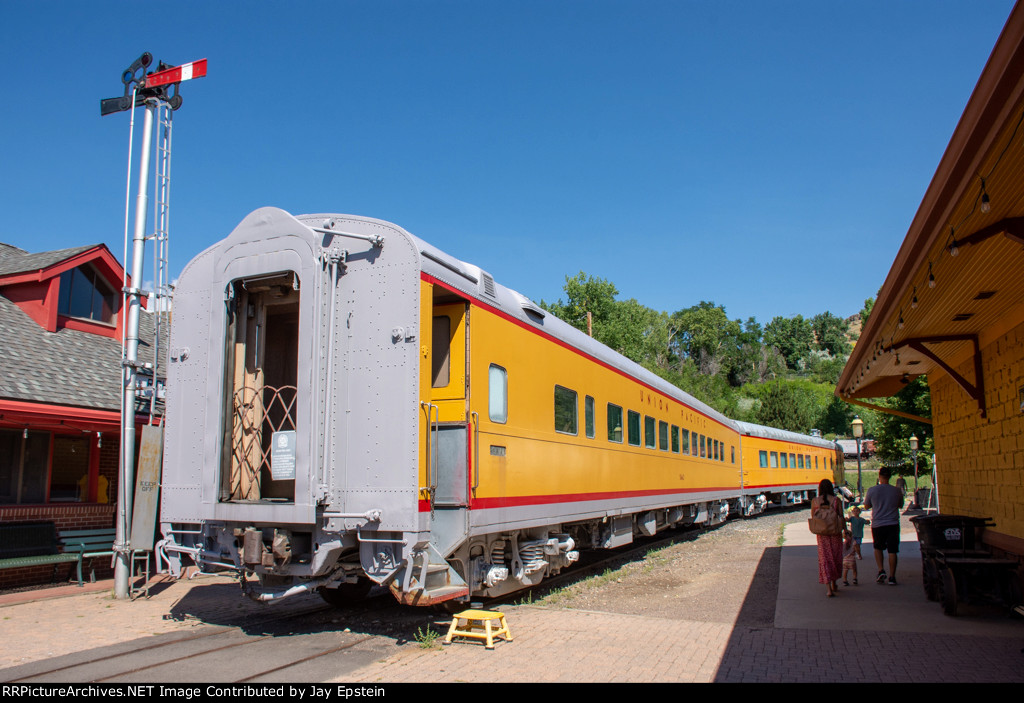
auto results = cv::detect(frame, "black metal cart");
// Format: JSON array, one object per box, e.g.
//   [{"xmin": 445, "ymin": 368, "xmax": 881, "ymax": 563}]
[
  {"xmin": 909, "ymin": 513, "xmax": 1019, "ymax": 618},
  {"xmin": 910, "ymin": 514, "xmax": 1021, "ymax": 616}
]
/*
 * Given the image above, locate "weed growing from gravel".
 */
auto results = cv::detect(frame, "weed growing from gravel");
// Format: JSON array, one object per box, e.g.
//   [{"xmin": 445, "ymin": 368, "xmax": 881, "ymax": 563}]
[{"xmin": 414, "ymin": 625, "xmax": 442, "ymax": 649}]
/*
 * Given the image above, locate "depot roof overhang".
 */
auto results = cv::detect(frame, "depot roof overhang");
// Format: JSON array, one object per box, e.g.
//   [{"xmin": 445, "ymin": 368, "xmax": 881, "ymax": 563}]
[{"xmin": 838, "ymin": 3, "xmax": 1024, "ymax": 417}]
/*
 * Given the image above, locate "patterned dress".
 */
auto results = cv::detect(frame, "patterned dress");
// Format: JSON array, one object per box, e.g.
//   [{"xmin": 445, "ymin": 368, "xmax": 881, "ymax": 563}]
[{"xmin": 813, "ymin": 496, "xmax": 844, "ymax": 584}]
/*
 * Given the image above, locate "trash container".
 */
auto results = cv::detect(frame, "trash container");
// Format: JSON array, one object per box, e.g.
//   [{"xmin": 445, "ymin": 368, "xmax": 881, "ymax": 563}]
[{"xmin": 910, "ymin": 514, "xmax": 989, "ymax": 553}]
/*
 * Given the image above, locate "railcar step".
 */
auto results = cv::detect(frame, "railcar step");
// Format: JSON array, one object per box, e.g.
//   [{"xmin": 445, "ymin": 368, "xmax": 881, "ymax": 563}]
[{"xmin": 444, "ymin": 609, "xmax": 513, "ymax": 650}]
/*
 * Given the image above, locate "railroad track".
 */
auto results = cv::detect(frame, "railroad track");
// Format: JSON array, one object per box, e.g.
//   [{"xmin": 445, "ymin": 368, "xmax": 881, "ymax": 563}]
[{"xmin": 3, "ymin": 504, "xmax": 805, "ymax": 682}]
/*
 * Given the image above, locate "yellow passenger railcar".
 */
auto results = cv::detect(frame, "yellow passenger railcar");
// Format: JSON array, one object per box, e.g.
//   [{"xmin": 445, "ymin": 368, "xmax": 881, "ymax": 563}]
[
  {"xmin": 736, "ymin": 422, "xmax": 839, "ymax": 514},
  {"xmin": 159, "ymin": 208, "xmax": 844, "ymax": 606}
]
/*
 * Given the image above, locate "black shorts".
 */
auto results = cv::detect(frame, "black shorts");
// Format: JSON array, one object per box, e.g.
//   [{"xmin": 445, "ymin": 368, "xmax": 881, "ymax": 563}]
[{"xmin": 871, "ymin": 524, "xmax": 900, "ymax": 553}]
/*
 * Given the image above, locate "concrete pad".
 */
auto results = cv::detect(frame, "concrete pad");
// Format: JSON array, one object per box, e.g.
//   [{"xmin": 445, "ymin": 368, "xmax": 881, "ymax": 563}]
[{"xmin": 776, "ymin": 521, "xmax": 1023, "ymax": 637}]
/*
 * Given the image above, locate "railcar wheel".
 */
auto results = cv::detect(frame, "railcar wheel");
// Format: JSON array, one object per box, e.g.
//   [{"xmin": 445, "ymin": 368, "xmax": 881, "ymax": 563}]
[
  {"xmin": 318, "ymin": 579, "xmax": 373, "ymax": 607},
  {"xmin": 939, "ymin": 567, "xmax": 958, "ymax": 617}
]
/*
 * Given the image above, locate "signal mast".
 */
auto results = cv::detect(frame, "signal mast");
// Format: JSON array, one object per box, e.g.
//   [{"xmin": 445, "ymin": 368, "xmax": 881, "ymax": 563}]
[{"xmin": 101, "ymin": 53, "xmax": 207, "ymax": 600}]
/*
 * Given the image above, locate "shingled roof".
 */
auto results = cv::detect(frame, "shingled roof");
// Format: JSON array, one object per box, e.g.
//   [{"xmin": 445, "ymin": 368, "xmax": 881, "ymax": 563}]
[
  {"xmin": 0, "ymin": 243, "xmax": 98, "ymax": 277},
  {"xmin": 0, "ymin": 242, "xmax": 162, "ymax": 414}
]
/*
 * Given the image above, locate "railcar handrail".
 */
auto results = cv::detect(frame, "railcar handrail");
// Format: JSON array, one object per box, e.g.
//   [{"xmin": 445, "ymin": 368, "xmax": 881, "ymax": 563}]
[
  {"xmin": 471, "ymin": 411, "xmax": 480, "ymax": 493},
  {"xmin": 421, "ymin": 401, "xmax": 439, "ymax": 505}
]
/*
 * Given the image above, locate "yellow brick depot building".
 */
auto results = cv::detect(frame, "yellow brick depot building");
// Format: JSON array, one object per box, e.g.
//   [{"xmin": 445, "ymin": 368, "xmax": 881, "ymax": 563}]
[{"xmin": 838, "ymin": 3, "xmax": 1024, "ymax": 566}]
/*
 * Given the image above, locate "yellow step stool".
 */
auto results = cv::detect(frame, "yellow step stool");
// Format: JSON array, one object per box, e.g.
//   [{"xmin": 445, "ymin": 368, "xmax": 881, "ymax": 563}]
[{"xmin": 444, "ymin": 609, "xmax": 513, "ymax": 649}]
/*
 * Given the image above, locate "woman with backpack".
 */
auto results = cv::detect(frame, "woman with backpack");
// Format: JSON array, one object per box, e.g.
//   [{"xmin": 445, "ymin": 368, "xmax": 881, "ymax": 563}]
[{"xmin": 810, "ymin": 479, "xmax": 846, "ymax": 597}]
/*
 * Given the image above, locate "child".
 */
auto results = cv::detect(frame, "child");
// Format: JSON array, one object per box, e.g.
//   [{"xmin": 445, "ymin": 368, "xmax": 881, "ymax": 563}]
[
  {"xmin": 847, "ymin": 505, "xmax": 869, "ymax": 560},
  {"xmin": 842, "ymin": 529, "xmax": 858, "ymax": 586}
]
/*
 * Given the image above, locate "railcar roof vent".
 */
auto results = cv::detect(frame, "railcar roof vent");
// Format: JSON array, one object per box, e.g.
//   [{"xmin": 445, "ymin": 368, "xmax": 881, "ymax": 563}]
[
  {"xmin": 516, "ymin": 294, "xmax": 546, "ymax": 324},
  {"xmin": 480, "ymin": 271, "xmax": 497, "ymax": 299}
]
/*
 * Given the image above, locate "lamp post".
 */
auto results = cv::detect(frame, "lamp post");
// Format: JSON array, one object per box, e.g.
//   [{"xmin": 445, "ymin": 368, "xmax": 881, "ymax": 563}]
[
  {"xmin": 852, "ymin": 416, "xmax": 864, "ymax": 499},
  {"xmin": 910, "ymin": 434, "xmax": 919, "ymax": 499}
]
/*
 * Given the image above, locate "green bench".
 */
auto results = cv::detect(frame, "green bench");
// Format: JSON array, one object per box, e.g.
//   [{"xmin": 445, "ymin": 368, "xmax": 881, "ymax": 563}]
[{"xmin": 0, "ymin": 523, "xmax": 117, "ymax": 587}]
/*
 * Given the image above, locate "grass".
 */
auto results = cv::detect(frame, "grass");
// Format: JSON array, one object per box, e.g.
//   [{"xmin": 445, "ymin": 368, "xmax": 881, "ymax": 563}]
[
  {"xmin": 540, "ymin": 586, "xmax": 569, "ymax": 605},
  {"xmin": 777, "ymin": 523, "xmax": 787, "ymax": 547},
  {"xmin": 842, "ymin": 458, "xmax": 934, "ymax": 494},
  {"xmin": 514, "ymin": 589, "xmax": 535, "ymax": 606}
]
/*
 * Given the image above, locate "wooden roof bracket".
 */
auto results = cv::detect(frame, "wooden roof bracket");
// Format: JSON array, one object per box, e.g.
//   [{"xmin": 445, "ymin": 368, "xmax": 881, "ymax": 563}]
[
  {"xmin": 841, "ymin": 396, "xmax": 933, "ymax": 425},
  {"xmin": 959, "ymin": 216, "xmax": 1024, "ymax": 249},
  {"xmin": 892, "ymin": 334, "xmax": 986, "ymax": 418}
]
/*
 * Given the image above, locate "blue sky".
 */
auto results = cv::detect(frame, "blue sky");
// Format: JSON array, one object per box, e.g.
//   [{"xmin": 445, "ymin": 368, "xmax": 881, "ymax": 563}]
[{"xmin": 0, "ymin": 1, "xmax": 1015, "ymax": 324}]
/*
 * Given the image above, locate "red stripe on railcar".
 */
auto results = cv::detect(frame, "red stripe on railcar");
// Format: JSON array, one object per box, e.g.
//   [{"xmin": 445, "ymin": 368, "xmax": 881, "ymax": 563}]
[{"xmin": 420, "ymin": 486, "xmax": 750, "ymax": 512}]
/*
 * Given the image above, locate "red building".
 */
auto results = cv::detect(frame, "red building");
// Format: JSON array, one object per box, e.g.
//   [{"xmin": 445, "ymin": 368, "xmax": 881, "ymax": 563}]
[{"xmin": 0, "ymin": 241, "xmax": 159, "ymax": 588}]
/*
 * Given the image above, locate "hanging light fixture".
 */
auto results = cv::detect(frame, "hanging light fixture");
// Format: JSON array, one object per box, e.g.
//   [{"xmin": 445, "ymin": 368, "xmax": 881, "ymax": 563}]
[
  {"xmin": 950, "ymin": 227, "xmax": 959, "ymax": 257},
  {"xmin": 980, "ymin": 177, "xmax": 991, "ymax": 213},
  {"xmin": 911, "ymin": 286, "xmax": 918, "ymax": 309},
  {"xmin": 928, "ymin": 262, "xmax": 936, "ymax": 288}
]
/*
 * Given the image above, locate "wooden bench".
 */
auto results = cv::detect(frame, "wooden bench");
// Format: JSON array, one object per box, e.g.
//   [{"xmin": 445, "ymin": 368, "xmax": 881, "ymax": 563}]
[{"xmin": 0, "ymin": 523, "xmax": 116, "ymax": 587}]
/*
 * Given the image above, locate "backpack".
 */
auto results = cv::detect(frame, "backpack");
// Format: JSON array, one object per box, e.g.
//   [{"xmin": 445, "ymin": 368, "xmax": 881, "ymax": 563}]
[{"xmin": 808, "ymin": 497, "xmax": 843, "ymax": 536}]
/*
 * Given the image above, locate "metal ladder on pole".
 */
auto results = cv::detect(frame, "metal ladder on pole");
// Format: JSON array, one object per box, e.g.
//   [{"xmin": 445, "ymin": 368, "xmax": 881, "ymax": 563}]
[
  {"xmin": 130, "ymin": 101, "xmax": 173, "ymax": 599},
  {"xmin": 102, "ymin": 52, "xmax": 207, "ymax": 600},
  {"xmin": 147, "ymin": 101, "xmax": 172, "ymax": 424}
]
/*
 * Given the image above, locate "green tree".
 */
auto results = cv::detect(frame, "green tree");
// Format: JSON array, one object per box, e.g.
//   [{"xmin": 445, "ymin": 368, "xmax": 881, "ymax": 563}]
[
  {"xmin": 670, "ymin": 301, "xmax": 740, "ymax": 377},
  {"xmin": 763, "ymin": 315, "xmax": 814, "ymax": 370},
  {"xmin": 541, "ymin": 272, "xmax": 619, "ymax": 336},
  {"xmin": 811, "ymin": 311, "xmax": 851, "ymax": 357},
  {"xmin": 752, "ymin": 380, "xmax": 818, "ymax": 433},
  {"xmin": 602, "ymin": 299, "xmax": 673, "ymax": 366},
  {"xmin": 859, "ymin": 297, "xmax": 875, "ymax": 329},
  {"xmin": 873, "ymin": 376, "xmax": 932, "ymax": 475}
]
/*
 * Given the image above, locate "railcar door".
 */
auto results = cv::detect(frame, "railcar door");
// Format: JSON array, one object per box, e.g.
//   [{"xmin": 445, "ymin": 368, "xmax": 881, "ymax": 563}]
[
  {"xmin": 429, "ymin": 301, "xmax": 470, "ymax": 508},
  {"xmin": 425, "ymin": 298, "xmax": 472, "ymax": 559}
]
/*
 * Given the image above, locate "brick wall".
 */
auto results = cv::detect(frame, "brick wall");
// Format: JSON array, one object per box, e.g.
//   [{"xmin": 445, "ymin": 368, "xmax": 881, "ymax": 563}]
[{"xmin": 931, "ymin": 319, "xmax": 1024, "ymax": 555}]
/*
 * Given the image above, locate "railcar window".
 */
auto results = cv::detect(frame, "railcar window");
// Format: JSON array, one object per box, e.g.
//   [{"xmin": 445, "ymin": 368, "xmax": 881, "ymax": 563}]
[
  {"xmin": 488, "ymin": 365, "xmax": 507, "ymax": 423},
  {"xmin": 712, "ymin": 440, "xmax": 718, "ymax": 461},
  {"xmin": 780, "ymin": 453, "xmax": 788, "ymax": 468},
  {"xmin": 432, "ymin": 316, "xmax": 451, "ymax": 388},
  {"xmin": 607, "ymin": 404, "xmax": 623, "ymax": 443},
  {"xmin": 815, "ymin": 456, "xmax": 819, "ymax": 470},
  {"xmin": 700, "ymin": 435, "xmax": 706, "ymax": 458},
  {"xmin": 759, "ymin": 450, "xmax": 768, "ymax": 468},
  {"xmin": 806, "ymin": 454, "xmax": 811, "ymax": 469},
  {"xmin": 731, "ymin": 445, "xmax": 735, "ymax": 463},
  {"xmin": 554, "ymin": 386, "xmax": 578, "ymax": 435},
  {"xmin": 789, "ymin": 453, "xmax": 796, "ymax": 468},
  {"xmin": 627, "ymin": 410, "xmax": 641, "ymax": 446},
  {"xmin": 644, "ymin": 416, "xmax": 656, "ymax": 449},
  {"xmin": 671, "ymin": 426, "xmax": 679, "ymax": 453},
  {"xmin": 585, "ymin": 396, "xmax": 595, "ymax": 439},
  {"xmin": 770, "ymin": 452, "xmax": 778, "ymax": 468},
  {"xmin": 798, "ymin": 455, "xmax": 804, "ymax": 469},
  {"xmin": 659, "ymin": 421, "xmax": 668, "ymax": 451}
]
